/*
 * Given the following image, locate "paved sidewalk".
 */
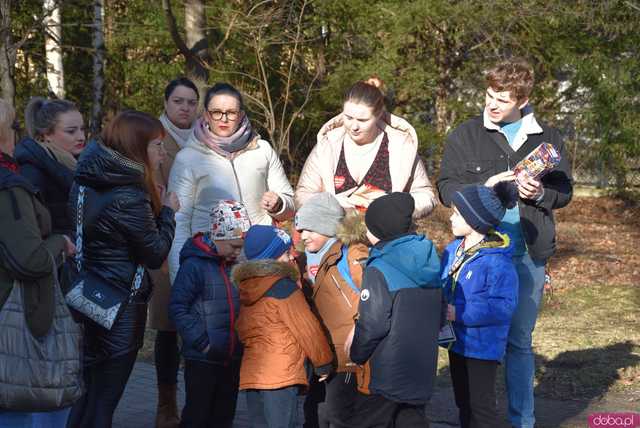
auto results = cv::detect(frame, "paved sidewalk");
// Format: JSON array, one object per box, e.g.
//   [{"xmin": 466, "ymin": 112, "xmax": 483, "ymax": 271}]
[
  {"xmin": 113, "ymin": 362, "xmax": 257, "ymax": 428},
  {"xmin": 114, "ymin": 361, "xmax": 632, "ymax": 428}
]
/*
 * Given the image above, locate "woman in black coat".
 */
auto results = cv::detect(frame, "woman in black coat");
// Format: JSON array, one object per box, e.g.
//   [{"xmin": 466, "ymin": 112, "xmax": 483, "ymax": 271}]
[
  {"xmin": 14, "ymin": 97, "xmax": 86, "ymax": 236},
  {"xmin": 66, "ymin": 111, "xmax": 179, "ymax": 428}
]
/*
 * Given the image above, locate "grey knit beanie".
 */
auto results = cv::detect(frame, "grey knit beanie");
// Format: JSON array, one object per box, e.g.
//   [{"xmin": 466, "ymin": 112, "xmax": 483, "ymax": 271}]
[{"xmin": 295, "ymin": 192, "xmax": 345, "ymax": 237}]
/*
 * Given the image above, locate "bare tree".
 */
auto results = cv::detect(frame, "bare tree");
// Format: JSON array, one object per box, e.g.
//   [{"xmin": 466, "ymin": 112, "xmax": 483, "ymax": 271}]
[
  {"xmin": 162, "ymin": 1, "xmax": 323, "ymax": 165},
  {"xmin": 43, "ymin": 0, "xmax": 64, "ymax": 98},
  {"xmin": 184, "ymin": 0, "xmax": 209, "ymax": 81},
  {"xmin": 162, "ymin": 0, "xmax": 209, "ymax": 81},
  {"xmin": 208, "ymin": 0, "xmax": 323, "ymax": 164},
  {"xmin": 90, "ymin": 0, "xmax": 105, "ymax": 137}
]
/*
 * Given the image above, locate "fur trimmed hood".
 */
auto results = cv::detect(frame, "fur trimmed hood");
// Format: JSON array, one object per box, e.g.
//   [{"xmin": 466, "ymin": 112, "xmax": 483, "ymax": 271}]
[
  {"xmin": 232, "ymin": 260, "xmax": 299, "ymax": 305},
  {"xmin": 336, "ymin": 210, "xmax": 368, "ymax": 246},
  {"xmin": 294, "ymin": 209, "xmax": 369, "ymax": 253}
]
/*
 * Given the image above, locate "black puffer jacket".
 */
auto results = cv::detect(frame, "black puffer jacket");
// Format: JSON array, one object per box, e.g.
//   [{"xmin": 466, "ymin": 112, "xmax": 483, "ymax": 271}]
[
  {"xmin": 68, "ymin": 140, "xmax": 175, "ymax": 362},
  {"xmin": 15, "ymin": 137, "xmax": 75, "ymax": 236}
]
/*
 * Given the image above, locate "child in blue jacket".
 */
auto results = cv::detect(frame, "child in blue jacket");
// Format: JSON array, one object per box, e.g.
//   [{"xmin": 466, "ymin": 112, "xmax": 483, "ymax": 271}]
[
  {"xmin": 347, "ymin": 192, "xmax": 442, "ymax": 427},
  {"xmin": 441, "ymin": 182, "xmax": 519, "ymax": 428},
  {"xmin": 169, "ymin": 200, "xmax": 251, "ymax": 428}
]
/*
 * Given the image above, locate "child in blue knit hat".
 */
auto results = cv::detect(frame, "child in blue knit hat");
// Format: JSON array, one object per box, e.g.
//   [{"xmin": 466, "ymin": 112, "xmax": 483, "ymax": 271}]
[
  {"xmin": 441, "ymin": 181, "xmax": 519, "ymax": 428},
  {"xmin": 233, "ymin": 225, "xmax": 334, "ymax": 428}
]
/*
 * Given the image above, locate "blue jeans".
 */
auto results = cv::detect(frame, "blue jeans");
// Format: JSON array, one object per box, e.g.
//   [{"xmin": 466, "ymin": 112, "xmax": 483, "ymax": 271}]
[
  {"xmin": 505, "ymin": 253, "xmax": 546, "ymax": 428},
  {"xmin": 246, "ymin": 386, "xmax": 299, "ymax": 428},
  {"xmin": 0, "ymin": 408, "xmax": 70, "ymax": 428}
]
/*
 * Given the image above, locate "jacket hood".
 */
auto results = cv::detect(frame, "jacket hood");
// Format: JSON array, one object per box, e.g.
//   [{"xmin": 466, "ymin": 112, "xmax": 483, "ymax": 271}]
[
  {"xmin": 368, "ymin": 233, "xmax": 440, "ymax": 288},
  {"xmin": 451, "ymin": 229, "xmax": 514, "ymax": 258},
  {"xmin": 179, "ymin": 233, "xmax": 221, "ymax": 264},
  {"xmin": 74, "ymin": 140, "xmax": 145, "ymax": 189},
  {"xmin": 232, "ymin": 260, "xmax": 298, "ymax": 305},
  {"xmin": 14, "ymin": 137, "xmax": 74, "ymax": 189},
  {"xmin": 317, "ymin": 112, "xmax": 419, "ymax": 149},
  {"xmin": 336, "ymin": 210, "xmax": 369, "ymax": 246}
]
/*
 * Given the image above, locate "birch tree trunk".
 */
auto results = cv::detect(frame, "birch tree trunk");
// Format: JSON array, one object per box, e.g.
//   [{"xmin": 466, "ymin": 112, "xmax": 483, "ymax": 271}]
[
  {"xmin": 0, "ymin": 0, "xmax": 15, "ymax": 106},
  {"xmin": 91, "ymin": 0, "xmax": 105, "ymax": 137},
  {"xmin": 43, "ymin": 0, "xmax": 64, "ymax": 98},
  {"xmin": 184, "ymin": 0, "xmax": 209, "ymax": 81}
]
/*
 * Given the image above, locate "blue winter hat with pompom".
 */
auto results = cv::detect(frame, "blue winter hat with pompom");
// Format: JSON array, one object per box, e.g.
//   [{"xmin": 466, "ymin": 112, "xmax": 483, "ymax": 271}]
[{"xmin": 451, "ymin": 181, "xmax": 518, "ymax": 234}]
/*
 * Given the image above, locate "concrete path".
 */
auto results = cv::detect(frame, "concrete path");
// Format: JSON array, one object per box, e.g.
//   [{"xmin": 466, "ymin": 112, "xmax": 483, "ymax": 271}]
[{"xmin": 113, "ymin": 362, "xmax": 637, "ymax": 428}]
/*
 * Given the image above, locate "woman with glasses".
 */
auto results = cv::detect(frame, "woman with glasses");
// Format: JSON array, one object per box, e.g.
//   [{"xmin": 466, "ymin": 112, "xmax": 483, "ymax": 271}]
[
  {"xmin": 14, "ymin": 97, "xmax": 86, "ymax": 236},
  {"xmin": 166, "ymin": 82, "xmax": 294, "ymax": 422},
  {"xmin": 167, "ymin": 83, "xmax": 294, "ymax": 283},
  {"xmin": 150, "ymin": 77, "xmax": 199, "ymax": 428}
]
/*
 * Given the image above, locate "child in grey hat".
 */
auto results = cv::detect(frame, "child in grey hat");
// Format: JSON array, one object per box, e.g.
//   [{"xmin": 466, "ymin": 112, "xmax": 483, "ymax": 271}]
[{"xmin": 295, "ymin": 192, "xmax": 369, "ymax": 428}]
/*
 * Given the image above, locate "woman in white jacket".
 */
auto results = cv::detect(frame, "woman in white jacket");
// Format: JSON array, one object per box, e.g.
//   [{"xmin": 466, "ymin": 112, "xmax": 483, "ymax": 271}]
[
  {"xmin": 295, "ymin": 77, "xmax": 436, "ymax": 218},
  {"xmin": 167, "ymin": 83, "xmax": 294, "ymax": 282}
]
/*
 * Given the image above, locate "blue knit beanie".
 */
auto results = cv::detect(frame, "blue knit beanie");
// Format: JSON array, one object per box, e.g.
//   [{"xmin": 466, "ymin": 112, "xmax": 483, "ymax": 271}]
[
  {"xmin": 243, "ymin": 225, "xmax": 292, "ymax": 260},
  {"xmin": 451, "ymin": 182, "xmax": 518, "ymax": 234}
]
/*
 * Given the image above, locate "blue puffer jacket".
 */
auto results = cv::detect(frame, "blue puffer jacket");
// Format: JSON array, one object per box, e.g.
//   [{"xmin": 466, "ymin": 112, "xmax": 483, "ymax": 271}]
[
  {"xmin": 441, "ymin": 231, "xmax": 518, "ymax": 361},
  {"xmin": 169, "ymin": 233, "xmax": 241, "ymax": 364},
  {"xmin": 350, "ymin": 233, "xmax": 442, "ymax": 405}
]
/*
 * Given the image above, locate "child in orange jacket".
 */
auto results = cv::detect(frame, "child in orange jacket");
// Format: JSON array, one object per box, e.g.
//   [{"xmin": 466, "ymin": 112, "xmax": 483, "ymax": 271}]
[{"xmin": 233, "ymin": 225, "xmax": 333, "ymax": 428}]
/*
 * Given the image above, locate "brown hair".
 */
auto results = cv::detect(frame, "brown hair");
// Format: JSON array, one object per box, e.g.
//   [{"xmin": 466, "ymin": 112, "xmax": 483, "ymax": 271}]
[
  {"xmin": 101, "ymin": 110, "xmax": 165, "ymax": 215},
  {"xmin": 24, "ymin": 96, "xmax": 79, "ymax": 140},
  {"xmin": 344, "ymin": 76, "xmax": 386, "ymax": 116},
  {"xmin": 485, "ymin": 58, "xmax": 535, "ymax": 101}
]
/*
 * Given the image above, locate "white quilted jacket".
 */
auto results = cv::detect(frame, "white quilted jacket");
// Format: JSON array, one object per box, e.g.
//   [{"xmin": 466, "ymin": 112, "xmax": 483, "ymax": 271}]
[{"xmin": 167, "ymin": 134, "xmax": 294, "ymax": 282}]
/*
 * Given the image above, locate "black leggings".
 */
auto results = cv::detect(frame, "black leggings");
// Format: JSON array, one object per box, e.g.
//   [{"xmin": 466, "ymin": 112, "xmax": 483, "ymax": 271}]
[
  {"xmin": 67, "ymin": 351, "xmax": 138, "ymax": 428},
  {"xmin": 155, "ymin": 330, "xmax": 180, "ymax": 385}
]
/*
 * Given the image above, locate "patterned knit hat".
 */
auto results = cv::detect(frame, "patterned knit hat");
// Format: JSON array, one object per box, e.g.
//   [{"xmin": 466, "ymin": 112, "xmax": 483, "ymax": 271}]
[
  {"xmin": 209, "ymin": 200, "xmax": 251, "ymax": 240},
  {"xmin": 244, "ymin": 225, "xmax": 292, "ymax": 260},
  {"xmin": 451, "ymin": 182, "xmax": 518, "ymax": 234}
]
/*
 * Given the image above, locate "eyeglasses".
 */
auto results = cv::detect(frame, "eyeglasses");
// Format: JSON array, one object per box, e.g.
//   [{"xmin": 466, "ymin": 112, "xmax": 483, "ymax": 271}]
[{"xmin": 207, "ymin": 110, "xmax": 240, "ymax": 121}]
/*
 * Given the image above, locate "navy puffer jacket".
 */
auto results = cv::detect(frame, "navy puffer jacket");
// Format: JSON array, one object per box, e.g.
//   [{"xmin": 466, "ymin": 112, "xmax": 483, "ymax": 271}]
[{"xmin": 169, "ymin": 233, "xmax": 241, "ymax": 364}]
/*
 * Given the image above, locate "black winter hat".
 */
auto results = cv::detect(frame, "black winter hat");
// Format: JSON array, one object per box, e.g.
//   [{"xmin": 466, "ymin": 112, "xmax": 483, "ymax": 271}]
[
  {"xmin": 365, "ymin": 192, "xmax": 415, "ymax": 241},
  {"xmin": 451, "ymin": 181, "xmax": 518, "ymax": 234}
]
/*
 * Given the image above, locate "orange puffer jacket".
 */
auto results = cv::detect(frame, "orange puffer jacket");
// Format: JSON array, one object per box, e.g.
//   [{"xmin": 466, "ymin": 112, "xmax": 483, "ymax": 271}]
[{"xmin": 233, "ymin": 260, "xmax": 333, "ymax": 390}]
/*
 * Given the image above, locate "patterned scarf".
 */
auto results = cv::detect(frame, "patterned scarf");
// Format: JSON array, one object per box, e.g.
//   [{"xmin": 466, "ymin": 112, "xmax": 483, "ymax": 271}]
[{"xmin": 193, "ymin": 114, "xmax": 255, "ymax": 160}]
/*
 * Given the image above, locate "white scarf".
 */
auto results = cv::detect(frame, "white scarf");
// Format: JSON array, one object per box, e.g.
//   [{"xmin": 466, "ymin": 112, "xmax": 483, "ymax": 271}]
[{"xmin": 159, "ymin": 113, "xmax": 195, "ymax": 149}]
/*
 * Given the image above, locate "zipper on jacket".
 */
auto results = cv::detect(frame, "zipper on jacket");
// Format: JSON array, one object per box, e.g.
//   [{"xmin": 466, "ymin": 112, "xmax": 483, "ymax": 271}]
[
  {"xmin": 330, "ymin": 274, "xmax": 353, "ymax": 308},
  {"xmin": 220, "ymin": 263, "xmax": 236, "ymax": 363},
  {"xmin": 229, "ymin": 159, "xmax": 244, "ymax": 204}
]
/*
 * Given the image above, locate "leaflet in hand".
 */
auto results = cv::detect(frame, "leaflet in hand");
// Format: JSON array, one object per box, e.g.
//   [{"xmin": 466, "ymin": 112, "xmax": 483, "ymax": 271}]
[{"xmin": 513, "ymin": 143, "xmax": 561, "ymax": 183}]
